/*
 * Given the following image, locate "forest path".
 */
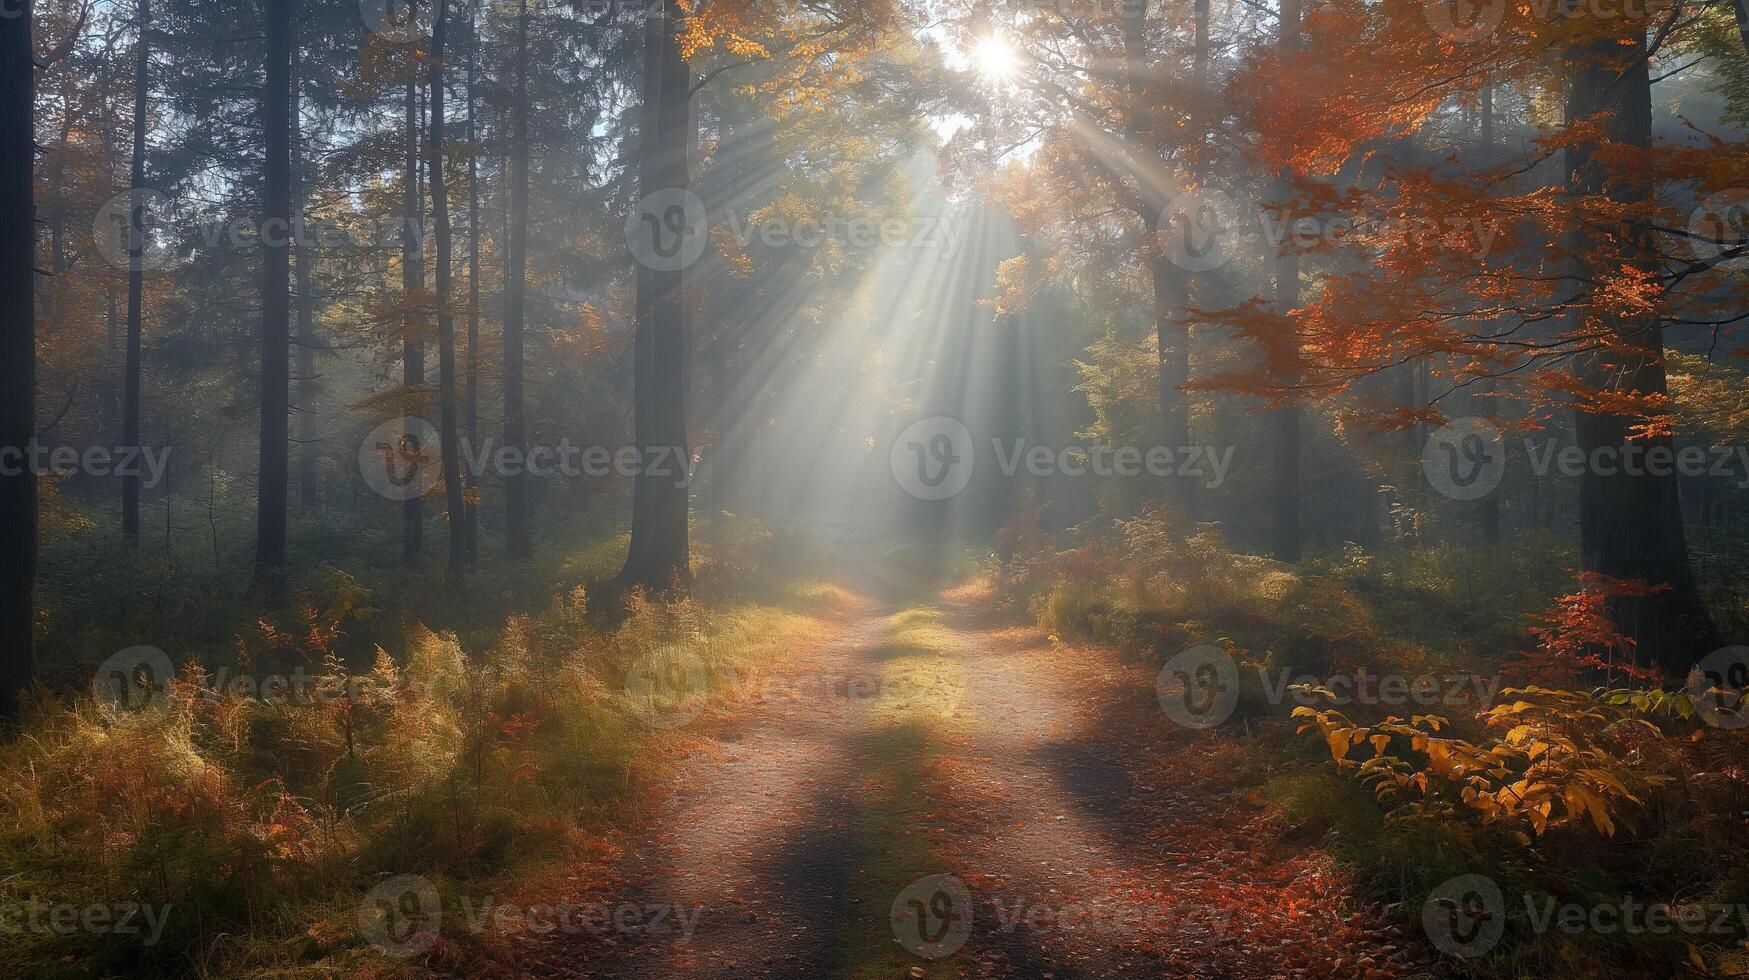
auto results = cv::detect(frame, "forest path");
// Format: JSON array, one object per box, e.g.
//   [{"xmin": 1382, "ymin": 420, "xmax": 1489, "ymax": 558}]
[{"xmin": 543, "ymin": 577, "xmax": 1431, "ymax": 979}]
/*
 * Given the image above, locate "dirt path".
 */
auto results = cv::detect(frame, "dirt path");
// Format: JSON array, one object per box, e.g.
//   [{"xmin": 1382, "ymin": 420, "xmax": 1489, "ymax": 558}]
[{"xmin": 548, "ymin": 581, "xmax": 1433, "ymax": 979}]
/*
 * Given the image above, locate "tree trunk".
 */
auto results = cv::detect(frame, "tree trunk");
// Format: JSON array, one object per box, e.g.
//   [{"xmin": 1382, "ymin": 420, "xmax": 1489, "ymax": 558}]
[
  {"xmin": 502, "ymin": 0, "xmax": 531, "ymax": 558},
  {"xmin": 256, "ymin": 0, "xmax": 292, "ymax": 571},
  {"xmin": 463, "ymin": 0, "xmax": 480, "ymax": 565},
  {"xmin": 618, "ymin": 0, "xmax": 692, "ymax": 591},
  {"xmin": 0, "ymin": 0, "xmax": 37, "ymax": 720},
  {"xmin": 122, "ymin": 0, "xmax": 149, "ymax": 542},
  {"xmin": 401, "ymin": 0, "xmax": 426, "ymax": 559},
  {"xmin": 1477, "ymin": 84, "xmax": 1500, "ymax": 544},
  {"xmin": 428, "ymin": 0, "xmax": 465, "ymax": 578},
  {"xmin": 1124, "ymin": 1, "xmax": 1196, "ymax": 517},
  {"xmin": 1271, "ymin": 0, "xmax": 1303, "ymax": 563},
  {"xmin": 293, "ymin": 41, "xmax": 320, "ymax": 511},
  {"xmin": 1565, "ymin": 26, "xmax": 1719, "ymax": 673}
]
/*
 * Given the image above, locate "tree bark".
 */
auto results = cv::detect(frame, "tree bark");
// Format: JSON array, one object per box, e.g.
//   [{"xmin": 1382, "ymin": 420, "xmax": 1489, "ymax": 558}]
[
  {"xmin": 122, "ymin": 0, "xmax": 148, "ymax": 542},
  {"xmin": 1271, "ymin": 0, "xmax": 1303, "ymax": 563},
  {"xmin": 292, "ymin": 42, "xmax": 319, "ymax": 511},
  {"xmin": 401, "ymin": 0, "xmax": 426, "ymax": 559},
  {"xmin": 1565, "ymin": 25, "xmax": 1719, "ymax": 673},
  {"xmin": 256, "ymin": 0, "xmax": 292, "ymax": 572},
  {"xmin": 0, "ymin": 0, "xmax": 38, "ymax": 720},
  {"xmin": 428, "ymin": 0, "xmax": 465, "ymax": 578},
  {"xmin": 618, "ymin": 0, "xmax": 692, "ymax": 591},
  {"xmin": 502, "ymin": 0, "xmax": 531, "ymax": 558},
  {"xmin": 463, "ymin": 0, "xmax": 480, "ymax": 565}
]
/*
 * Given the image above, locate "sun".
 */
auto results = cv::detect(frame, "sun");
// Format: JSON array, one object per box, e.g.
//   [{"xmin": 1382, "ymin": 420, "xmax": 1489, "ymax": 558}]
[{"xmin": 971, "ymin": 34, "xmax": 1019, "ymax": 83}]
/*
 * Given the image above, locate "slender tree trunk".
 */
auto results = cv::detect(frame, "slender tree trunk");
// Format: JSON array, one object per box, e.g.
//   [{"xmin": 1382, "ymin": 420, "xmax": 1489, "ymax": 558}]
[
  {"xmin": 502, "ymin": 0, "xmax": 531, "ymax": 558},
  {"xmin": 0, "ymin": 0, "xmax": 37, "ymax": 720},
  {"xmin": 292, "ymin": 42, "xmax": 320, "ymax": 510},
  {"xmin": 618, "ymin": 0, "xmax": 692, "ymax": 590},
  {"xmin": 1477, "ymin": 84, "xmax": 1500, "ymax": 544},
  {"xmin": 1123, "ymin": 1, "xmax": 1196, "ymax": 517},
  {"xmin": 463, "ymin": 0, "xmax": 480, "ymax": 565},
  {"xmin": 257, "ymin": 0, "xmax": 292, "ymax": 571},
  {"xmin": 1271, "ymin": 0, "xmax": 1303, "ymax": 562},
  {"xmin": 122, "ymin": 0, "xmax": 149, "ymax": 542},
  {"xmin": 402, "ymin": 0, "xmax": 426, "ymax": 559},
  {"xmin": 428, "ymin": 0, "xmax": 465, "ymax": 578},
  {"xmin": 1565, "ymin": 25, "xmax": 1719, "ymax": 673}
]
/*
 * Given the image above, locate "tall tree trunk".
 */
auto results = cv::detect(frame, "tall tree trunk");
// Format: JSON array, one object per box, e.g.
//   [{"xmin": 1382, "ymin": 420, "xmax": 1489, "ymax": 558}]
[
  {"xmin": 1271, "ymin": 0, "xmax": 1303, "ymax": 563},
  {"xmin": 0, "ymin": 0, "xmax": 38, "ymax": 720},
  {"xmin": 463, "ymin": 0, "xmax": 480, "ymax": 565},
  {"xmin": 428, "ymin": 0, "xmax": 465, "ymax": 578},
  {"xmin": 1477, "ymin": 84, "xmax": 1500, "ymax": 544},
  {"xmin": 122, "ymin": 0, "xmax": 148, "ymax": 542},
  {"xmin": 292, "ymin": 42, "xmax": 320, "ymax": 511},
  {"xmin": 1565, "ymin": 25, "xmax": 1719, "ymax": 673},
  {"xmin": 401, "ymin": 0, "xmax": 426, "ymax": 559},
  {"xmin": 618, "ymin": 0, "xmax": 692, "ymax": 590},
  {"xmin": 257, "ymin": 0, "xmax": 292, "ymax": 571},
  {"xmin": 502, "ymin": 0, "xmax": 531, "ymax": 558},
  {"xmin": 1123, "ymin": 0, "xmax": 1196, "ymax": 517}
]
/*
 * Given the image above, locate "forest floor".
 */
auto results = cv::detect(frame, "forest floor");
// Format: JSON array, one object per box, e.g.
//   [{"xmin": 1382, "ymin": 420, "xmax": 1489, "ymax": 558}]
[{"xmin": 505, "ymin": 573, "xmax": 1440, "ymax": 979}]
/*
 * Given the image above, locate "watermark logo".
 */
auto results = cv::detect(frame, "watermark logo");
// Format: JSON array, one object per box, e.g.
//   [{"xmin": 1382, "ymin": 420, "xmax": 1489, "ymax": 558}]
[
  {"xmin": 1423, "ymin": 874, "xmax": 1505, "ymax": 958},
  {"xmin": 721, "ymin": 211, "xmax": 969, "ymax": 261},
  {"xmin": 93, "ymin": 645, "xmax": 176, "ymax": 714},
  {"xmin": 1423, "ymin": 417, "xmax": 1507, "ymax": 502},
  {"xmin": 1422, "ymin": 0, "xmax": 1506, "ymax": 43},
  {"xmin": 624, "ymin": 645, "xmax": 710, "ymax": 728},
  {"xmin": 891, "ymin": 416, "xmax": 976, "ymax": 501},
  {"xmin": 358, "ymin": 874, "xmax": 443, "ymax": 959},
  {"xmin": 1158, "ymin": 189, "xmax": 1240, "ymax": 273},
  {"xmin": 93, "ymin": 189, "xmax": 176, "ymax": 273},
  {"xmin": 626, "ymin": 188, "xmax": 709, "ymax": 272},
  {"xmin": 1689, "ymin": 646, "xmax": 1749, "ymax": 730},
  {"xmin": 1156, "ymin": 645, "xmax": 1240, "ymax": 729},
  {"xmin": 891, "ymin": 873, "xmax": 974, "ymax": 960},
  {"xmin": 1688, "ymin": 189, "xmax": 1749, "ymax": 272},
  {"xmin": 0, "ymin": 895, "xmax": 175, "ymax": 947},
  {"xmin": 359, "ymin": 417, "xmax": 442, "ymax": 502}
]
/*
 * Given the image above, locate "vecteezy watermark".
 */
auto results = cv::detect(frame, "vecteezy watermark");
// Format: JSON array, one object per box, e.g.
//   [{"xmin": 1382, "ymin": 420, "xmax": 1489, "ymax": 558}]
[
  {"xmin": 0, "ymin": 895, "xmax": 175, "ymax": 947},
  {"xmin": 1423, "ymin": 0, "xmax": 1671, "ymax": 43},
  {"xmin": 888, "ymin": 416, "xmax": 1235, "ymax": 501},
  {"xmin": 1156, "ymin": 645, "xmax": 1241, "ymax": 730},
  {"xmin": 1688, "ymin": 645, "xmax": 1749, "ymax": 730},
  {"xmin": 720, "ymin": 210, "xmax": 971, "ymax": 261},
  {"xmin": 1011, "ymin": 0, "xmax": 1148, "ymax": 19},
  {"xmin": 1421, "ymin": 0, "xmax": 1506, "ymax": 43},
  {"xmin": 1422, "ymin": 417, "xmax": 1507, "ymax": 502},
  {"xmin": 623, "ymin": 645, "xmax": 711, "ymax": 729},
  {"xmin": 358, "ymin": 875, "xmax": 442, "ymax": 959},
  {"xmin": 1157, "ymin": 190, "xmax": 1501, "ymax": 273},
  {"xmin": 1156, "ymin": 645, "xmax": 1500, "ymax": 729},
  {"xmin": 1423, "ymin": 873, "xmax": 1749, "ymax": 959},
  {"xmin": 1423, "ymin": 874, "xmax": 1505, "ymax": 959},
  {"xmin": 92, "ymin": 645, "xmax": 434, "ymax": 716},
  {"xmin": 988, "ymin": 892, "xmax": 1232, "ymax": 939},
  {"xmin": 0, "ymin": 441, "xmax": 173, "ymax": 487},
  {"xmin": 626, "ymin": 188, "xmax": 710, "ymax": 272},
  {"xmin": 357, "ymin": 874, "xmax": 702, "ymax": 959},
  {"xmin": 358, "ymin": 417, "xmax": 698, "ymax": 502},
  {"xmin": 1688, "ymin": 189, "xmax": 1749, "ymax": 272},
  {"xmin": 892, "ymin": 874, "xmax": 975, "ymax": 960},
  {"xmin": 95, "ymin": 188, "xmax": 435, "ymax": 272},
  {"xmin": 1423, "ymin": 417, "xmax": 1749, "ymax": 502},
  {"xmin": 891, "ymin": 416, "xmax": 977, "ymax": 501},
  {"xmin": 93, "ymin": 188, "xmax": 177, "ymax": 272},
  {"xmin": 626, "ymin": 188, "xmax": 971, "ymax": 271},
  {"xmin": 0, "ymin": 0, "xmax": 26, "ymax": 20}
]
